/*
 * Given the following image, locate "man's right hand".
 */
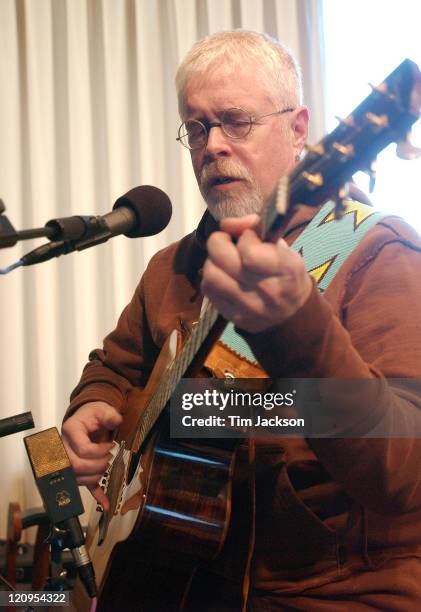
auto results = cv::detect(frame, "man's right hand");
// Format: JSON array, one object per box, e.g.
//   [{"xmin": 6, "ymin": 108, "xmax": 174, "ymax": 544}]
[{"xmin": 62, "ymin": 401, "xmax": 123, "ymax": 511}]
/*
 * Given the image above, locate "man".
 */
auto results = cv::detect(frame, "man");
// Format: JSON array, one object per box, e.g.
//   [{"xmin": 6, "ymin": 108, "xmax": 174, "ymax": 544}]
[{"xmin": 63, "ymin": 31, "xmax": 421, "ymax": 610}]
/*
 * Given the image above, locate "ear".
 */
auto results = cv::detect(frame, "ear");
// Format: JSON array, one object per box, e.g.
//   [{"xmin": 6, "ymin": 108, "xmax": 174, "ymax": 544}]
[{"xmin": 291, "ymin": 106, "xmax": 309, "ymax": 156}]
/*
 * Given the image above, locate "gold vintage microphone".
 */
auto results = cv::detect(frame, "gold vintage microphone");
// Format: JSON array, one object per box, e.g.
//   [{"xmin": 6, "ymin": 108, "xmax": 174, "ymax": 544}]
[{"xmin": 24, "ymin": 428, "xmax": 97, "ymax": 598}]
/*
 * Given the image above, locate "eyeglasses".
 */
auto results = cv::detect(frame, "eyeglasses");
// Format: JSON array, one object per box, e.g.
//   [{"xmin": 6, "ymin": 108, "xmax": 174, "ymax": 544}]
[{"xmin": 176, "ymin": 106, "xmax": 295, "ymax": 150}]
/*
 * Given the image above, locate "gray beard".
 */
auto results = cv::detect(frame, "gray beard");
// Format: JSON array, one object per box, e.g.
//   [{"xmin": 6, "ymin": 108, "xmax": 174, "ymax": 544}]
[
  {"xmin": 199, "ymin": 158, "xmax": 264, "ymax": 220},
  {"xmin": 204, "ymin": 186, "xmax": 263, "ymax": 221}
]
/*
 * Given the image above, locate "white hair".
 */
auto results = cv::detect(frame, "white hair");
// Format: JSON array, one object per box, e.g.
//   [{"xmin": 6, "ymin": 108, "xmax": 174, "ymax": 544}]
[{"xmin": 175, "ymin": 30, "xmax": 303, "ymax": 118}]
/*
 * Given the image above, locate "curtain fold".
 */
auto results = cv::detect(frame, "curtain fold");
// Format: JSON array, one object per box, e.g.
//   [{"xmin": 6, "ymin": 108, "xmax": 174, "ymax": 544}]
[{"xmin": 0, "ymin": 0, "xmax": 325, "ymax": 537}]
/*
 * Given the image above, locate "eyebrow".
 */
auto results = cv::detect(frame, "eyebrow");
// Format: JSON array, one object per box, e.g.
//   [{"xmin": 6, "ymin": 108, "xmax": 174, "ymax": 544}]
[{"xmin": 186, "ymin": 107, "xmax": 257, "ymax": 121}]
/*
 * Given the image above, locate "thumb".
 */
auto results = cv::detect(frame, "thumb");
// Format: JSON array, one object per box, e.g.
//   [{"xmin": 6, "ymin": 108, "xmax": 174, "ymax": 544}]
[
  {"xmin": 93, "ymin": 405, "xmax": 123, "ymax": 431},
  {"xmin": 219, "ymin": 214, "xmax": 260, "ymax": 237}
]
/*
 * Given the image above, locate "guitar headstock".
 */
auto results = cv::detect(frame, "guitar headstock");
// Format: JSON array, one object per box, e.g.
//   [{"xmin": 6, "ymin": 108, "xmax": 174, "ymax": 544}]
[{"xmin": 262, "ymin": 58, "xmax": 421, "ymax": 238}]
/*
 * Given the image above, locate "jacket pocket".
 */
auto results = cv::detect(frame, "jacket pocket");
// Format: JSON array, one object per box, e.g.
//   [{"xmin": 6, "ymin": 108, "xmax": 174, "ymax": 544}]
[{"xmin": 254, "ymin": 446, "xmax": 338, "ymax": 575}]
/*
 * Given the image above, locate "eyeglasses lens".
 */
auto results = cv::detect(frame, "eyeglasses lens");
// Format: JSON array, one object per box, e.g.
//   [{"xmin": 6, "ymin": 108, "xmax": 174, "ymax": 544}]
[
  {"xmin": 178, "ymin": 108, "xmax": 253, "ymax": 149},
  {"xmin": 179, "ymin": 120, "xmax": 206, "ymax": 149},
  {"xmin": 221, "ymin": 109, "xmax": 252, "ymax": 138}
]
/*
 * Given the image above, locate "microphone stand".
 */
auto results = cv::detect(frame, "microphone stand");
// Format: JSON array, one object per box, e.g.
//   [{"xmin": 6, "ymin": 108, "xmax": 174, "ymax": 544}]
[
  {"xmin": 0, "ymin": 200, "xmax": 110, "ymax": 273},
  {"xmin": 0, "ymin": 412, "xmax": 34, "ymax": 438},
  {"xmin": 0, "ymin": 198, "xmax": 108, "ymax": 250},
  {"xmin": 0, "ymin": 201, "xmax": 54, "ymax": 249},
  {"xmin": 0, "ymin": 226, "xmax": 55, "ymax": 249}
]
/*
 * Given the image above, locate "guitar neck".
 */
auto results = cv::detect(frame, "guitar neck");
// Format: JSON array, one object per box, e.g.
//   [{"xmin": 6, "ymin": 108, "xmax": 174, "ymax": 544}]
[
  {"xmin": 134, "ymin": 302, "xmax": 225, "ymax": 448},
  {"xmin": 262, "ymin": 58, "xmax": 421, "ymax": 238}
]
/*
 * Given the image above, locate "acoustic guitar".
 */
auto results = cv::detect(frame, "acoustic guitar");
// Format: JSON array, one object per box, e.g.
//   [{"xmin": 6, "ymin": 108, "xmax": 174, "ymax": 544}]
[{"xmin": 71, "ymin": 59, "xmax": 421, "ymax": 611}]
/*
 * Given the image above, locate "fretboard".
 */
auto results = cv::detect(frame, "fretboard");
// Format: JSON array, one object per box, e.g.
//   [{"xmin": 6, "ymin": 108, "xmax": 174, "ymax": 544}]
[{"xmin": 135, "ymin": 301, "xmax": 220, "ymax": 446}]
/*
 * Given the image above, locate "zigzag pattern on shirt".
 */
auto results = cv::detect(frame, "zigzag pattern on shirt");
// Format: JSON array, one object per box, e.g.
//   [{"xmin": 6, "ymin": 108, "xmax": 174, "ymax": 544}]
[
  {"xmin": 293, "ymin": 200, "xmax": 385, "ymax": 293},
  {"xmin": 307, "ymin": 255, "xmax": 338, "ymax": 289},
  {"xmin": 318, "ymin": 200, "xmax": 377, "ymax": 231},
  {"xmin": 297, "ymin": 247, "xmax": 337, "ymax": 291}
]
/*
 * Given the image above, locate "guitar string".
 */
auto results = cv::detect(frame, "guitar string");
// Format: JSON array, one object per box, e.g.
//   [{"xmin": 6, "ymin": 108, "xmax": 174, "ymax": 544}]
[{"xmin": 134, "ymin": 303, "xmax": 219, "ymax": 446}]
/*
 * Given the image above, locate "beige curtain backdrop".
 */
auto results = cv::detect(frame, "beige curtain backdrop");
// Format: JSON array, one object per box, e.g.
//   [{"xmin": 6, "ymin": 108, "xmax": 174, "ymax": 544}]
[{"xmin": 0, "ymin": 0, "xmax": 325, "ymax": 537}]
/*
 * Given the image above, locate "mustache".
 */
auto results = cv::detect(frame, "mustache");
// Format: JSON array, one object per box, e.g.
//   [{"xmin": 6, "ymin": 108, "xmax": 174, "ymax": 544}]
[{"xmin": 200, "ymin": 161, "xmax": 253, "ymax": 194}]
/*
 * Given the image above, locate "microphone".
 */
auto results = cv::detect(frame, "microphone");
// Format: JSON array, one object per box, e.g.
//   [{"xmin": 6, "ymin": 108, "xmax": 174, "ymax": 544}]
[
  {"xmin": 0, "ymin": 411, "xmax": 34, "ymax": 438},
  {"xmin": 46, "ymin": 185, "xmax": 172, "ymax": 240},
  {"xmin": 21, "ymin": 185, "xmax": 172, "ymax": 266},
  {"xmin": 24, "ymin": 427, "xmax": 97, "ymax": 598}
]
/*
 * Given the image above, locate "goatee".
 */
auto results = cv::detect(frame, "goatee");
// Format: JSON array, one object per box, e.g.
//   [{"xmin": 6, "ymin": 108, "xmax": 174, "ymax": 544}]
[{"xmin": 200, "ymin": 160, "xmax": 263, "ymax": 220}]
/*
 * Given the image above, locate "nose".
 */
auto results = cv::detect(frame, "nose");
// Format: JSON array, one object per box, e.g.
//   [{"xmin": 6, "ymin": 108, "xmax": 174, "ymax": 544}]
[{"xmin": 204, "ymin": 124, "xmax": 232, "ymax": 159}]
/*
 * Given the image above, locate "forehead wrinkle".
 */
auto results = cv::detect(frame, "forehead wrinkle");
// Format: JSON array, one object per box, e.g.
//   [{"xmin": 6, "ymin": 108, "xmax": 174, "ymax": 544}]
[{"xmin": 182, "ymin": 67, "xmax": 277, "ymax": 120}]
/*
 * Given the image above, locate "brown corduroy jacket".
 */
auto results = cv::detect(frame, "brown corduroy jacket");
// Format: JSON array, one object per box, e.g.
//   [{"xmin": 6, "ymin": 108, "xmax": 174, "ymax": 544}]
[{"xmin": 67, "ymin": 204, "xmax": 421, "ymax": 610}]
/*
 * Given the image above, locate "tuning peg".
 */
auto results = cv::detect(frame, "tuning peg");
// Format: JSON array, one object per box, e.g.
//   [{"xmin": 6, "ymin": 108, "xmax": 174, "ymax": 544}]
[
  {"xmin": 368, "ymin": 82, "xmax": 395, "ymax": 100},
  {"xmin": 335, "ymin": 115, "xmax": 355, "ymax": 127},
  {"xmin": 396, "ymin": 132, "xmax": 421, "ymax": 160},
  {"xmin": 302, "ymin": 171, "xmax": 323, "ymax": 189},
  {"xmin": 332, "ymin": 142, "xmax": 355, "ymax": 158},
  {"xmin": 333, "ymin": 186, "xmax": 349, "ymax": 219},
  {"xmin": 366, "ymin": 112, "xmax": 389, "ymax": 130},
  {"xmin": 305, "ymin": 143, "xmax": 325, "ymax": 156}
]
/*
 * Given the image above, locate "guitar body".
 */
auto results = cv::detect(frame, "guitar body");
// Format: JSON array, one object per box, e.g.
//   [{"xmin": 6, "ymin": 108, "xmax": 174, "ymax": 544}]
[
  {"xmin": 71, "ymin": 329, "xmax": 239, "ymax": 611},
  {"xmin": 97, "ymin": 431, "xmax": 238, "ymax": 611}
]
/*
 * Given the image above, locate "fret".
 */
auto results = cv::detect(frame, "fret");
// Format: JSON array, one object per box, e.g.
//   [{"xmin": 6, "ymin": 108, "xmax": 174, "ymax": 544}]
[{"xmin": 132, "ymin": 302, "xmax": 221, "ymax": 446}]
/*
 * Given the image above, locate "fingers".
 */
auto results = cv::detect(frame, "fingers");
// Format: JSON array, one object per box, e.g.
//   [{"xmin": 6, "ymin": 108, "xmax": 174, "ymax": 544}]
[
  {"xmin": 219, "ymin": 214, "xmax": 260, "ymax": 237},
  {"xmin": 202, "ymin": 259, "xmax": 250, "ymax": 326},
  {"xmin": 61, "ymin": 402, "xmax": 123, "ymax": 515},
  {"xmin": 202, "ymin": 223, "xmax": 312, "ymax": 332},
  {"xmin": 88, "ymin": 484, "xmax": 110, "ymax": 512},
  {"xmin": 237, "ymin": 232, "xmax": 288, "ymax": 277},
  {"xmin": 206, "ymin": 228, "xmax": 274, "ymax": 283},
  {"xmin": 62, "ymin": 425, "xmax": 112, "ymax": 459},
  {"xmin": 206, "ymin": 231, "xmax": 243, "ymax": 278},
  {"xmin": 62, "ymin": 432, "xmax": 111, "ymax": 476},
  {"xmin": 96, "ymin": 404, "xmax": 124, "ymax": 431},
  {"xmin": 206, "ymin": 228, "xmax": 300, "ymax": 288},
  {"xmin": 62, "ymin": 403, "xmax": 122, "ymax": 460},
  {"xmin": 203, "ymin": 230, "xmax": 281, "ymax": 316},
  {"xmin": 61, "ymin": 402, "xmax": 123, "ymax": 508}
]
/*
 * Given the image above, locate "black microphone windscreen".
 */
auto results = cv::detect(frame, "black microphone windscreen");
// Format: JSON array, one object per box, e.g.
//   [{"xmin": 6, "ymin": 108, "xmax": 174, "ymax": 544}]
[{"xmin": 113, "ymin": 185, "xmax": 172, "ymax": 238}]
